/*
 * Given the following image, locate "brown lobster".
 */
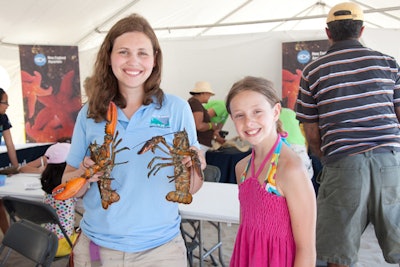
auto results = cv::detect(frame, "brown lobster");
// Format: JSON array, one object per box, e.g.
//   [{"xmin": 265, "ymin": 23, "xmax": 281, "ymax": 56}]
[
  {"xmin": 52, "ymin": 101, "xmax": 129, "ymax": 209},
  {"xmin": 137, "ymin": 130, "xmax": 203, "ymax": 204}
]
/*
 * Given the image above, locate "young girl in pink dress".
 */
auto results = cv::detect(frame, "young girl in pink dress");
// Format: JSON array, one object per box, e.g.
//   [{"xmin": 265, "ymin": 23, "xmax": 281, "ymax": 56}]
[{"xmin": 226, "ymin": 76, "xmax": 316, "ymax": 267}]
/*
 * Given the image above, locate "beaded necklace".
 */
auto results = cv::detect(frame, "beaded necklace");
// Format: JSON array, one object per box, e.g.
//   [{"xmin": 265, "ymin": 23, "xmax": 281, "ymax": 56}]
[{"xmin": 244, "ymin": 135, "xmax": 283, "ymax": 196}]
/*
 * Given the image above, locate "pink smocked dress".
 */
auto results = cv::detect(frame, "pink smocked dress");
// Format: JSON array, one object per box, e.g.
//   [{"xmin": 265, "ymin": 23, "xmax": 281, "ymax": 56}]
[{"xmin": 230, "ymin": 136, "xmax": 295, "ymax": 267}]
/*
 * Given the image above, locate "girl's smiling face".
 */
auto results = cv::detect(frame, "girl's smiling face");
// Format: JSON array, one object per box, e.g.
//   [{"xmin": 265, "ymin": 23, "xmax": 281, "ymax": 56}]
[
  {"xmin": 110, "ymin": 31, "xmax": 155, "ymax": 92},
  {"xmin": 229, "ymin": 90, "xmax": 280, "ymax": 146}
]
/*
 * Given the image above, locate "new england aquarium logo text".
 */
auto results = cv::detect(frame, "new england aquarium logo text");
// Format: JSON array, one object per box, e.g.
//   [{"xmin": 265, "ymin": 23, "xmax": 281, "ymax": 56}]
[
  {"xmin": 34, "ymin": 54, "xmax": 47, "ymax": 66},
  {"xmin": 297, "ymin": 50, "xmax": 311, "ymax": 64}
]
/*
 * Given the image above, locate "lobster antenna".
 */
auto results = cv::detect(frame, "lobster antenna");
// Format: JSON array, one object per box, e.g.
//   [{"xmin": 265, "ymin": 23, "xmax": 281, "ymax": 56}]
[{"xmin": 131, "ymin": 130, "xmax": 182, "ymax": 150}]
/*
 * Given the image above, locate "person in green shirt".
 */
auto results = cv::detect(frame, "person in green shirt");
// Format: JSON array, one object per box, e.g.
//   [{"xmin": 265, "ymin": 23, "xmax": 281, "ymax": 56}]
[
  {"xmin": 204, "ymin": 99, "xmax": 229, "ymax": 127},
  {"xmin": 279, "ymin": 107, "xmax": 313, "ymax": 179}
]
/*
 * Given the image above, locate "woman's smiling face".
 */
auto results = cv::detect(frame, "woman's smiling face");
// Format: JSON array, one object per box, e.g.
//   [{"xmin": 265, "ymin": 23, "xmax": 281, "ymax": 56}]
[{"xmin": 110, "ymin": 31, "xmax": 155, "ymax": 92}]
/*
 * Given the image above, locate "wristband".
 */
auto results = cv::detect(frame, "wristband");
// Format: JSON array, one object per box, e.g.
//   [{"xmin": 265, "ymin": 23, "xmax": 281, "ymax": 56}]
[{"xmin": 208, "ymin": 122, "xmax": 212, "ymax": 130}]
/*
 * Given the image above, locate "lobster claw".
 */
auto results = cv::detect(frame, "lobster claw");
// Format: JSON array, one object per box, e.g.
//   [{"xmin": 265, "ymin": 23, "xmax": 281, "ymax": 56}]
[
  {"xmin": 105, "ymin": 101, "xmax": 117, "ymax": 136},
  {"xmin": 52, "ymin": 177, "xmax": 87, "ymax": 200}
]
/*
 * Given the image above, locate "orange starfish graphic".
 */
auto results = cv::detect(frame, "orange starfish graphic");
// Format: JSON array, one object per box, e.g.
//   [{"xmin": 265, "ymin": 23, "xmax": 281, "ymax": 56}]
[
  {"xmin": 282, "ymin": 69, "xmax": 302, "ymax": 110},
  {"xmin": 25, "ymin": 70, "xmax": 81, "ymax": 142},
  {"xmin": 21, "ymin": 70, "xmax": 53, "ymax": 118}
]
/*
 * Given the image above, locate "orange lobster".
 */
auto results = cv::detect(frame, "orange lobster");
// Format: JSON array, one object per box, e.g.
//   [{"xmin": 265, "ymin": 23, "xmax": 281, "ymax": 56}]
[
  {"xmin": 138, "ymin": 130, "xmax": 203, "ymax": 204},
  {"xmin": 52, "ymin": 101, "xmax": 129, "ymax": 209}
]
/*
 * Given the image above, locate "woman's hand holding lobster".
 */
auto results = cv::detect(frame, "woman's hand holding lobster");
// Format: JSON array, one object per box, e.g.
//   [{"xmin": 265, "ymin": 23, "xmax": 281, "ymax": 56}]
[
  {"xmin": 185, "ymin": 146, "xmax": 205, "ymax": 195},
  {"xmin": 80, "ymin": 156, "xmax": 103, "ymax": 183},
  {"xmin": 182, "ymin": 146, "xmax": 206, "ymax": 170}
]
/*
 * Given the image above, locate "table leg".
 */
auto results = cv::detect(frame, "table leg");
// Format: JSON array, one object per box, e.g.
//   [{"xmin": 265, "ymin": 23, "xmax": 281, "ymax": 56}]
[
  {"xmin": 192, "ymin": 220, "xmax": 227, "ymax": 267},
  {"xmin": 198, "ymin": 220, "xmax": 203, "ymax": 267},
  {"xmin": 217, "ymin": 222, "xmax": 226, "ymax": 267}
]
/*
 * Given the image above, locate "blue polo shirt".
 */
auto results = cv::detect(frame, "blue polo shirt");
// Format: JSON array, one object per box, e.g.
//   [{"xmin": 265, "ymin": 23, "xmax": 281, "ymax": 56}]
[{"xmin": 67, "ymin": 93, "xmax": 199, "ymax": 252}]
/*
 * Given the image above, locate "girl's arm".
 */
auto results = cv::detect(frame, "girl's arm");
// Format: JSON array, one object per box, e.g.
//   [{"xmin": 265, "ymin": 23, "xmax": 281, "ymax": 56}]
[
  {"xmin": 234, "ymin": 156, "xmax": 250, "ymax": 224},
  {"xmin": 279, "ymin": 148, "xmax": 317, "ymax": 267},
  {"xmin": 235, "ymin": 156, "xmax": 249, "ymax": 186},
  {"xmin": 3, "ymin": 129, "xmax": 19, "ymax": 167},
  {"xmin": 19, "ymin": 156, "xmax": 46, "ymax": 173}
]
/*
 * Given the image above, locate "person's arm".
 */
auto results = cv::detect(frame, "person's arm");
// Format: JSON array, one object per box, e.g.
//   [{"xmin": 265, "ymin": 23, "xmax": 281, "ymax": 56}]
[
  {"xmin": 395, "ymin": 106, "xmax": 400, "ymax": 123},
  {"xmin": 235, "ymin": 156, "xmax": 249, "ymax": 186},
  {"xmin": 279, "ymin": 149, "xmax": 316, "ymax": 267},
  {"xmin": 207, "ymin": 108, "xmax": 225, "ymax": 130},
  {"xmin": 302, "ymin": 122, "xmax": 322, "ymax": 159},
  {"xmin": 235, "ymin": 156, "xmax": 250, "ymax": 225},
  {"xmin": 19, "ymin": 156, "xmax": 47, "ymax": 173},
  {"xmin": 2, "ymin": 129, "xmax": 19, "ymax": 167},
  {"xmin": 207, "ymin": 108, "xmax": 216, "ymax": 118},
  {"xmin": 192, "ymin": 111, "xmax": 218, "ymax": 132},
  {"xmin": 61, "ymin": 157, "xmax": 99, "ymax": 198},
  {"xmin": 213, "ymin": 130, "xmax": 225, "ymax": 144}
]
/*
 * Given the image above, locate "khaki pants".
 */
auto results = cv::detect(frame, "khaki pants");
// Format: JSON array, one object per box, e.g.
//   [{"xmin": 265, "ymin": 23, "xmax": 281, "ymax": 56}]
[
  {"xmin": 72, "ymin": 232, "xmax": 187, "ymax": 267},
  {"xmin": 316, "ymin": 150, "xmax": 400, "ymax": 265}
]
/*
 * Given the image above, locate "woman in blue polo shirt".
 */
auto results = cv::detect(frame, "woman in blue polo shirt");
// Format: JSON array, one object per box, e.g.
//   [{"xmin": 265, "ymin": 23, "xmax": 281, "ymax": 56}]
[{"xmin": 61, "ymin": 14, "xmax": 205, "ymax": 266}]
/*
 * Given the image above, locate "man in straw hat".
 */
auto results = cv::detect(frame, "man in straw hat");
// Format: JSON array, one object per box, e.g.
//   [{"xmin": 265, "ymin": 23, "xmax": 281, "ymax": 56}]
[
  {"xmin": 296, "ymin": 2, "xmax": 400, "ymax": 267},
  {"xmin": 188, "ymin": 81, "xmax": 225, "ymax": 152}
]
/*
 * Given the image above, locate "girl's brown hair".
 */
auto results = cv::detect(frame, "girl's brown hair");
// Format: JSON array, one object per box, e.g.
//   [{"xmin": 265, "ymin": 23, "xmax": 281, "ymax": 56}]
[
  {"xmin": 226, "ymin": 76, "xmax": 284, "ymax": 134},
  {"xmin": 87, "ymin": 13, "xmax": 164, "ymax": 122}
]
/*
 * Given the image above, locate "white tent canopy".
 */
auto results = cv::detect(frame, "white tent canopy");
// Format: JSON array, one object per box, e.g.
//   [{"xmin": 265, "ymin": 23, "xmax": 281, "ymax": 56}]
[
  {"xmin": 0, "ymin": 1, "xmax": 399, "ymax": 144},
  {"xmin": 0, "ymin": 0, "xmax": 399, "ymax": 51}
]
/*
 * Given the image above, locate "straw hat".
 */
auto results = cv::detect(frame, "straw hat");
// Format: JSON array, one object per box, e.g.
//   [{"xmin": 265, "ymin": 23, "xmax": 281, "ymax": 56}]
[
  {"xmin": 190, "ymin": 81, "xmax": 215, "ymax": 95},
  {"xmin": 326, "ymin": 2, "xmax": 364, "ymax": 23}
]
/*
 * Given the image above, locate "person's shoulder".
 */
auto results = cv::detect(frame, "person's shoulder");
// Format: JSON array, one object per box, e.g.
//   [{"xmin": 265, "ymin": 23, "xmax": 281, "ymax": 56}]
[
  {"xmin": 0, "ymin": 114, "xmax": 10, "ymax": 127},
  {"xmin": 280, "ymin": 107, "xmax": 296, "ymax": 116},
  {"xmin": 71, "ymin": 102, "xmax": 87, "ymax": 116},
  {"xmin": 367, "ymin": 47, "xmax": 398, "ymax": 62},
  {"xmin": 301, "ymin": 57, "xmax": 323, "ymax": 75},
  {"xmin": 80, "ymin": 102, "xmax": 89, "ymax": 111},
  {"xmin": 204, "ymin": 99, "xmax": 223, "ymax": 107},
  {"xmin": 236, "ymin": 154, "xmax": 251, "ymax": 174},
  {"xmin": 162, "ymin": 93, "xmax": 190, "ymax": 109},
  {"xmin": 278, "ymin": 145, "xmax": 307, "ymax": 180},
  {"xmin": 163, "ymin": 93, "xmax": 186, "ymax": 103}
]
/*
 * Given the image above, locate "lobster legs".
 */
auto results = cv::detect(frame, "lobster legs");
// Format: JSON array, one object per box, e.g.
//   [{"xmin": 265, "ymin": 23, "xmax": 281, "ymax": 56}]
[
  {"xmin": 52, "ymin": 101, "xmax": 129, "ymax": 209},
  {"xmin": 165, "ymin": 163, "xmax": 193, "ymax": 204},
  {"xmin": 138, "ymin": 130, "xmax": 203, "ymax": 204}
]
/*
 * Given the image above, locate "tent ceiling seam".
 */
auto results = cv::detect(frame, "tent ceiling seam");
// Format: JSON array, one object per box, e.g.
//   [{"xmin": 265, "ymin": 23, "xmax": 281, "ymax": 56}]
[
  {"xmin": 353, "ymin": 0, "xmax": 400, "ymax": 22},
  {"xmin": 76, "ymin": 0, "xmax": 141, "ymax": 46},
  {"xmin": 148, "ymin": 6, "xmax": 400, "ymax": 32},
  {"xmin": 197, "ymin": 0, "xmax": 253, "ymax": 36}
]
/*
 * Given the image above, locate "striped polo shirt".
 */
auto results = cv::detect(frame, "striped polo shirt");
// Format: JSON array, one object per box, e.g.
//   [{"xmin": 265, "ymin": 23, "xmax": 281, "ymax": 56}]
[{"xmin": 296, "ymin": 39, "xmax": 400, "ymax": 163}]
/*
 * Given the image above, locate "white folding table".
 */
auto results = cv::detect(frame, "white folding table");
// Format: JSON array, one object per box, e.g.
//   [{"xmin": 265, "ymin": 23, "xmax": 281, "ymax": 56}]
[
  {"xmin": 0, "ymin": 175, "xmax": 241, "ymax": 267},
  {"xmin": 179, "ymin": 182, "xmax": 239, "ymax": 267},
  {"xmin": 0, "ymin": 173, "xmax": 43, "ymax": 201}
]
